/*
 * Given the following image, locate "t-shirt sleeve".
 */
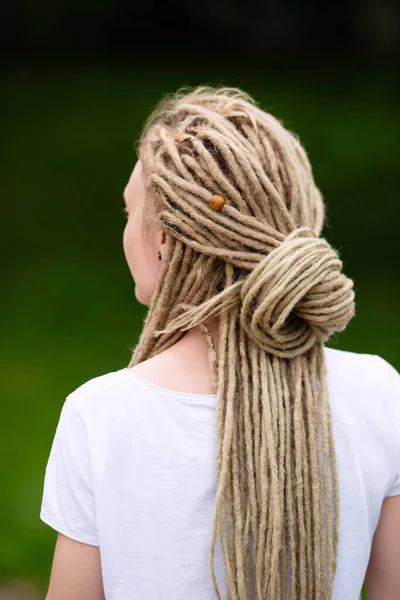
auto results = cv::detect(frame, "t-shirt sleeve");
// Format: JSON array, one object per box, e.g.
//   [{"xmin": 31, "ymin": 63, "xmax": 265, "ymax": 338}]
[
  {"xmin": 387, "ymin": 471, "xmax": 400, "ymax": 496},
  {"xmin": 383, "ymin": 357, "xmax": 400, "ymax": 497},
  {"xmin": 40, "ymin": 396, "xmax": 99, "ymax": 546}
]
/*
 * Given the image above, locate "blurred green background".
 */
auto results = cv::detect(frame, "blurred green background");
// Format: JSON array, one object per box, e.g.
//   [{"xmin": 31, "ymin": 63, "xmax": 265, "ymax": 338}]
[{"xmin": 1, "ymin": 2, "xmax": 399, "ymax": 598}]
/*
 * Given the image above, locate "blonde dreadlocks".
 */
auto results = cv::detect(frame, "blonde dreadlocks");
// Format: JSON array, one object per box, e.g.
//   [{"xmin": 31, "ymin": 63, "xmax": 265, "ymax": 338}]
[{"xmin": 127, "ymin": 85, "xmax": 356, "ymax": 600}]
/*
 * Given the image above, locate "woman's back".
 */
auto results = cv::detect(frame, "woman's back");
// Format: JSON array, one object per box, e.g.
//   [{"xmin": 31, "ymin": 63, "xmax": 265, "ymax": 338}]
[{"xmin": 40, "ymin": 344, "xmax": 400, "ymax": 600}]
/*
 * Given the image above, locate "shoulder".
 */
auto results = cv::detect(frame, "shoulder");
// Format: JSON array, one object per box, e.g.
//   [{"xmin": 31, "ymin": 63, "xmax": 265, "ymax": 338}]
[
  {"xmin": 324, "ymin": 345, "xmax": 399, "ymax": 388},
  {"xmin": 324, "ymin": 345, "xmax": 400, "ymax": 422},
  {"xmin": 65, "ymin": 368, "xmax": 130, "ymax": 418}
]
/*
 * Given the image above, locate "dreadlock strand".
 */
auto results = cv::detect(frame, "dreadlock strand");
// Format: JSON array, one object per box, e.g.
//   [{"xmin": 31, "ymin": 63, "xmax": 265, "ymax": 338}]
[
  {"xmin": 318, "ymin": 342, "xmax": 340, "ymax": 599},
  {"xmin": 238, "ymin": 326, "xmax": 258, "ymax": 594},
  {"xmin": 200, "ymin": 130, "xmax": 266, "ymax": 220},
  {"xmin": 190, "ymin": 137, "xmax": 249, "ymax": 212}
]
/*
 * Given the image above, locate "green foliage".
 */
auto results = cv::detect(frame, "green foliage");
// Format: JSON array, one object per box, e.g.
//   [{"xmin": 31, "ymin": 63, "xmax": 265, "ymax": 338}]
[{"xmin": 1, "ymin": 66, "xmax": 397, "ymax": 596}]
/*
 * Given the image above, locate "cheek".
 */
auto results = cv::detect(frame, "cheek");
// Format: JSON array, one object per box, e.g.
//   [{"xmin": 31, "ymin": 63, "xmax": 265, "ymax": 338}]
[
  {"xmin": 122, "ymin": 221, "xmax": 134, "ymax": 267},
  {"xmin": 123, "ymin": 219, "xmax": 159, "ymax": 305},
  {"xmin": 123, "ymin": 219, "xmax": 144, "ymax": 270}
]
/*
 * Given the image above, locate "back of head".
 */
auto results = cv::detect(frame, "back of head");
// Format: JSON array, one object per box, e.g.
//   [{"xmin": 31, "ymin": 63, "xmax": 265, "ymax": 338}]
[{"xmin": 128, "ymin": 85, "xmax": 356, "ymax": 599}]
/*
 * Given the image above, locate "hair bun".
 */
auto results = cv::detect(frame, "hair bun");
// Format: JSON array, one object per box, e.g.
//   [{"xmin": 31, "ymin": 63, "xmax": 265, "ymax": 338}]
[{"xmin": 239, "ymin": 227, "xmax": 355, "ymax": 358}]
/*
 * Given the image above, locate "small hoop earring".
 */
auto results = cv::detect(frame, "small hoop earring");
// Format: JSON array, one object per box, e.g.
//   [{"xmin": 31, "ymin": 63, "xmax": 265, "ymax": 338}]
[{"xmin": 157, "ymin": 251, "xmax": 162, "ymax": 261}]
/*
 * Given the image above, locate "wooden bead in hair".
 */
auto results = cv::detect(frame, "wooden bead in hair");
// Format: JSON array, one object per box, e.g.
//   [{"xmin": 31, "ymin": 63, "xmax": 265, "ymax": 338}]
[{"xmin": 209, "ymin": 193, "xmax": 226, "ymax": 211}]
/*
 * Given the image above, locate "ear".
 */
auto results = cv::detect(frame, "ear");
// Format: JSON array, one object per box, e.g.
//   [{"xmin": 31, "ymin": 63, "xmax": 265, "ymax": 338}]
[{"xmin": 159, "ymin": 229, "xmax": 166, "ymax": 249}]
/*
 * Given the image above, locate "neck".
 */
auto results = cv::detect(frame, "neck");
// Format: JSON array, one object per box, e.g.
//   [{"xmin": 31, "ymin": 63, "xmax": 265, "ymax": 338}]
[{"xmin": 179, "ymin": 316, "xmax": 220, "ymax": 359}]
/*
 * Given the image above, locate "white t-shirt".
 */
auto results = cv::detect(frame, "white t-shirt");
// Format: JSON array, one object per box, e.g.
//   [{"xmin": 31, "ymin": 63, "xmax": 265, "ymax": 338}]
[{"xmin": 40, "ymin": 345, "xmax": 400, "ymax": 600}]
